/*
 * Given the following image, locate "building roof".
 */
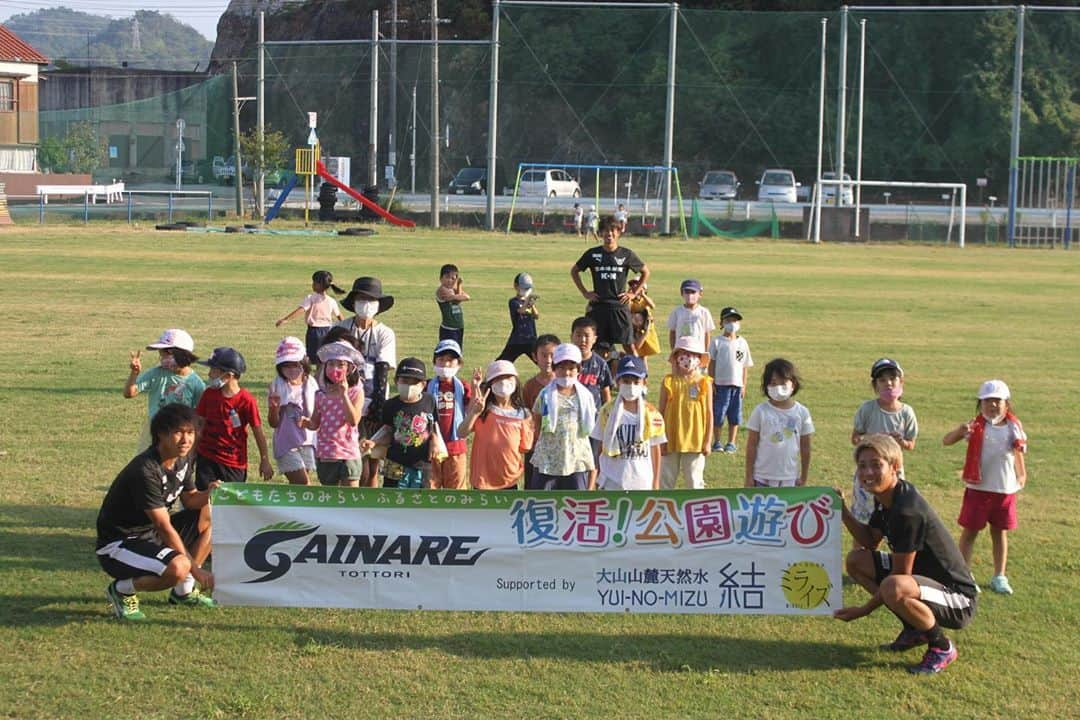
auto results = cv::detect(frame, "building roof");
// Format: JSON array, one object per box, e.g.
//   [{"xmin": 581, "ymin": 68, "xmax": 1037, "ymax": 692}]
[{"xmin": 0, "ymin": 25, "xmax": 50, "ymax": 65}]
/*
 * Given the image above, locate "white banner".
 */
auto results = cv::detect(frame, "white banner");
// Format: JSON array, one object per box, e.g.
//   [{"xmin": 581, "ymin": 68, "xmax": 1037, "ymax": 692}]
[{"xmin": 213, "ymin": 485, "xmax": 842, "ymax": 615}]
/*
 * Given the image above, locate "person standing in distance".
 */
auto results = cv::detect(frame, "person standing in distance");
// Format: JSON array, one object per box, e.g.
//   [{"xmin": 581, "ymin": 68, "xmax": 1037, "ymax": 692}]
[{"xmin": 570, "ymin": 215, "xmax": 650, "ymax": 354}]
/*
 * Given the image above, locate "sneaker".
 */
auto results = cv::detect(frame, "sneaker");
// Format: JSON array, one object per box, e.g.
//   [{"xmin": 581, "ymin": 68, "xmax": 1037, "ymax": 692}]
[
  {"xmin": 908, "ymin": 642, "xmax": 958, "ymax": 674},
  {"xmin": 880, "ymin": 627, "xmax": 929, "ymax": 652},
  {"xmin": 106, "ymin": 581, "xmax": 146, "ymax": 622},
  {"xmin": 723, "ymin": 443, "xmax": 738, "ymax": 454},
  {"xmin": 168, "ymin": 588, "xmax": 218, "ymax": 608},
  {"xmin": 711, "ymin": 441, "xmax": 724, "ymax": 452},
  {"xmin": 989, "ymin": 575, "xmax": 1014, "ymax": 595}
]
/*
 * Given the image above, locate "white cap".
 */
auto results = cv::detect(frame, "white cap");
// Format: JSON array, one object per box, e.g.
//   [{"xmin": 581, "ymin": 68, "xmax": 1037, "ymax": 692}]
[
  {"xmin": 977, "ymin": 379, "xmax": 1011, "ymax": 400},
  {"xmin": 552, "ymin": 343, "xmax": 582, "ymax": 366},
  {"xmin": 275, "ymin": 336, "xmax": 306, "ymax": 365},
  {"xmin": 146, "ymin": 328, "xmax": 194, "ymax": 353},
  {"xmin": 484, "ymin": 359, "xmax": 518, "ymax": 383}
]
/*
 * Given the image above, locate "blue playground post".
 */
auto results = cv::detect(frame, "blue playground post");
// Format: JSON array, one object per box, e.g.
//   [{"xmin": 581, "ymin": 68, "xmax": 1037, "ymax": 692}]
[{"xmin": 264, "ymin": 173, "xmax": 300, "ymax": 224}]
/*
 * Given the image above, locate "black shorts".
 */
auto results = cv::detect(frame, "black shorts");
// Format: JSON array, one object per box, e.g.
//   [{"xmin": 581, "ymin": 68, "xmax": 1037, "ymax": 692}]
[
  {"xmin": 95, "ymin": 509, "xmax": 201, "ymax": 580},
  {"xmin": 589, "ymin": 303, "xmax": 633, "ymax": 346},
  {"xmin": 196, "ymin": 455, "xmax": 247, "ymax": 490},
  {"xmin": 873, "ymin": 551, "xmax": 976, "ymax": 630},
  {"xmin": 498, "ymin": 341, "xmax": 534, "ymax": 363}
]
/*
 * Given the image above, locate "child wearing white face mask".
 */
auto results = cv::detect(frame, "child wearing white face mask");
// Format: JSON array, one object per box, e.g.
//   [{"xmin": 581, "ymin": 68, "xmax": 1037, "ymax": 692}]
[
  {"xmin": 943, "ymin": 379, "xmax": 1027, "ymax": 595},
  {"xmin": 459, "ymin": 360, "xmax": 534, "ymax": 490},
  {"xmin": 708, "ymin": 306, "xmax": 753, "ymax": 454},
  {"xmin": 361, "ymin": 357, "xmax": 442, "ymax": 489},
  {"xmin": 744, "ymin": 358, "xmax": 814, "ymax": 488},
  {"xmin": 426, "ymin": 339, "xmax": 472, "ymax": 489},
  {"xmin": 591, "ymin": 356, "xmax": 666, "ymax": 490},
  {"xmin": 658, "ymin": 336, "xmax": 714, "ymax": 489},
  {"xmin": 267, "ymin": 337, "xmax": 319, "ymax": 485},
  {"xmin": 530, "ymin": 343, "xmax": 597, "ymax": 490}
]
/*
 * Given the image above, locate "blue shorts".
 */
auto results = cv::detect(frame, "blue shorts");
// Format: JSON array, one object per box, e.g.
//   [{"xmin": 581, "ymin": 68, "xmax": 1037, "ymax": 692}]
[{"xmin": 713, "ymin": 385, "xmax": 743, "ymax": 426}]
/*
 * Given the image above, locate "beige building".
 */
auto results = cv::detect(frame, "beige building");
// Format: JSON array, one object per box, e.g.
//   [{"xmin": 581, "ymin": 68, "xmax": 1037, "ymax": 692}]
[{"xmin": 0, "ymin": 25, "xmax": 48, "ymax": 172}]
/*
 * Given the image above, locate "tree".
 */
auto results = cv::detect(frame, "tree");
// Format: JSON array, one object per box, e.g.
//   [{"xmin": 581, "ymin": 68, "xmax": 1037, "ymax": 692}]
[
  {"xmin": 238, "ymin": 125, "xmax": 291, "ymax": 180},
  {"xmin": 38, "ymin": 121, "xmax": 106, "ymax": 174}
]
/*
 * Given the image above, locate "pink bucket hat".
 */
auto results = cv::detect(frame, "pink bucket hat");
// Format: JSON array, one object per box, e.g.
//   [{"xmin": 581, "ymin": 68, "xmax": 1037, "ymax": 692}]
[{"xmin": 275, "ymin": 336, "xmax": 306, "ymax": 365}]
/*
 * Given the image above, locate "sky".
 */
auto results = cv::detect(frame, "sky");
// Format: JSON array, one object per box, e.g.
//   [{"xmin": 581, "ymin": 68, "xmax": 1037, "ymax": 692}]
[{"xmin": 0, "ymin": 0, "xmax": 232, "ymax": 40}]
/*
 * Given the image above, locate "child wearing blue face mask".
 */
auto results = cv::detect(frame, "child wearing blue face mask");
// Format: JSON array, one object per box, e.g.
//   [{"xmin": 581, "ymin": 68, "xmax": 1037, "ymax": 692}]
[
  {"xmin": 744, "ymin": 357, "xmax": 814, "ymax": 488},
  {"xmin": 194, "ymin": 347, "xmax": 274, "ymax": 489},
  {"xmin": 848, "ymin": 358, "xmax": 919, "ymax": 523}
]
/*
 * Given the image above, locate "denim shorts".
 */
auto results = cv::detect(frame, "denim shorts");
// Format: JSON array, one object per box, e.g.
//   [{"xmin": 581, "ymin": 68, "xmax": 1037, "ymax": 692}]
[{"xmin": 712, "ymin": 384, "xmax": 743, "ymax": 426}]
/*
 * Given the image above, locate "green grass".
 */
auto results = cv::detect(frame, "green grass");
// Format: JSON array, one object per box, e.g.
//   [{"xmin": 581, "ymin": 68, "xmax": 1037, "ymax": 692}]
[{"xmin": 1, "ymin": 224, "xmax": 1078, "ymax": 719}]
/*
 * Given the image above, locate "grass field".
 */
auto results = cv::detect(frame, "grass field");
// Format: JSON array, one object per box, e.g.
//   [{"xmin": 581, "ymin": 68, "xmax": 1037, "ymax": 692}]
[{"xmin": 1, "ymin": 224, "xmax": 1078, "ymax": 719}]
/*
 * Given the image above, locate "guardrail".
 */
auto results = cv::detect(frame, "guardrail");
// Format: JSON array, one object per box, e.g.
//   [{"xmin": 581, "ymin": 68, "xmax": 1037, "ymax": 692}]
[{"xmin": 4, "ymin": 190, "xmax": 216, "ymax": 225}]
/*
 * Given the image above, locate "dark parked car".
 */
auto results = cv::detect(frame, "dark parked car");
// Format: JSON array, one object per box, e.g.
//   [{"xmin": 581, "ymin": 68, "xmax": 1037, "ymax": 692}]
[{"xmin": 448, "ymin": 167, "xmax": 490, "ymax": 195}]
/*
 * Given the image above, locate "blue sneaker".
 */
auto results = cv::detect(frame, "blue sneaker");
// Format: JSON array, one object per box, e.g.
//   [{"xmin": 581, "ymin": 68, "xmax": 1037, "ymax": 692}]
[
  {"xmin": 989, "ymin": 575, "xmax": 1014, "ymax": 595},
  {"xmin": 909, "ymin": 641, "xmax": 957, "ymax": 674},
  {"xmin": 723, "ymin": 443, "xmax": 737, "ymax": 454},
  {"xmin": 711, "ymin": 442, "xmax": 724, "ymax": 452}
]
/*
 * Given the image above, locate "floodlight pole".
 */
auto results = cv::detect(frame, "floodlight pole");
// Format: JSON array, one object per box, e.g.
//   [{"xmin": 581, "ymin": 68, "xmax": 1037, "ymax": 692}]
[
  {"xmin": 369, "ymin": 10, "xmax": 379, "ymax": 189},
  {"xmin": 1006, "ymin": 5, "xmax": 1025, "ymax": 248},
  {"xmin": 232, "ymin": 62, "xmax": 243, "ymax": 217},
  {"xmin": 257, "ymin": 11, "xmax": 265, "ymax": 219},
  {"xmin": 661, "ymin": 2, "xmax": 678, "ymax": 234},
  {"xmin": 486, "ymin": 0, "xmax": 501, "ymax": 231},
  {"xmin": 431, "ymin": 0, "xmax": 440, "ymax": 228},
  {"xmin": 854, "ymin": 18, "xmax": 866, "ymax": 237},
  {"xmin": 835, "ymin": 5, "xmax": 848, "ymax": 208},
  {"xmin": 813, "ymin": 19, "xmax": 827, "ymax": 244}
]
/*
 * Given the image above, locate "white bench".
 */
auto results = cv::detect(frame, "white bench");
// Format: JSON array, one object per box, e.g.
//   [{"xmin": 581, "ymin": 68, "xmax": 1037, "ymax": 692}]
[{"xmin": 36, "ymin": 182, "xmax": 125, "ymax": 204}]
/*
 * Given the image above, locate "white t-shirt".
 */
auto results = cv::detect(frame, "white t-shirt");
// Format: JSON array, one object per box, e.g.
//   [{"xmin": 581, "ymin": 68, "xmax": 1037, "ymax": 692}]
[
  {"xmin": 667, "ymin": 305, "xmax": 716, "ymax": 345},
  {"xmin": 969, "ymin": 421, "xmax": 1022, "ymax": 495},
  {"xmin": 708, "ymin": 334, "xmax": 753, "ymax": 387},
  {"xmin": 334, "ymin": 318, "xmax": 396, "ymax": 404},
  {"xmin": 746, "ymin": 401, "xmax": 815, "ymax": 484},
  {"xmin": 590, "ymin": 413, "xmax": 666, "ymax": 490}
]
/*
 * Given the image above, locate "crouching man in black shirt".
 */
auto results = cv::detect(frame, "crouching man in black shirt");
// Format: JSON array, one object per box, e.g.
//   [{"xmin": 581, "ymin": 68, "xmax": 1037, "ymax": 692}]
[
  {"xmin": 834, "ymin": 434, "xmax": 977, "ymax": 674},
  {"xmin": 96, "ymin": 403, "xmax": 218, "ymax": 621}
]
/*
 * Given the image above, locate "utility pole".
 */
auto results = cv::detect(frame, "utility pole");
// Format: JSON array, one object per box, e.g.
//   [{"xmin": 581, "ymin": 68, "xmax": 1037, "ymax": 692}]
[
  {"xmin": 1006, "ymin": 5, "xmax": 1025, "ymax": 248},
  {"xmin": 257, "ymin": 10, "xmax": 265, "ymax": 219},
  {"xmin": 486, "ymin": 0, "xmax": 501, "ymax": 230},
  {"xmin": 388, "ymin": 0, "xmax": 398, "ymax": 188},
  {"xmin": 232, "ymin": 62, "xmax": 243, "ymax": 217},
  {"xmin": 369, "ymin": 9, "xmax": 380, "ymax": 189},
  {"xmin": 431, "ymin": 0, "xmax": 440, "ymax": 228}
]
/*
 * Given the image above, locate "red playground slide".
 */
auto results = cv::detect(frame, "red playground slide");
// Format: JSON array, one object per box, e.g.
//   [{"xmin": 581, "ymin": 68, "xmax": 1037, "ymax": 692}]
[{"xmin": 315, "ymin": 161, "xmax": 416, "ymax": 228}]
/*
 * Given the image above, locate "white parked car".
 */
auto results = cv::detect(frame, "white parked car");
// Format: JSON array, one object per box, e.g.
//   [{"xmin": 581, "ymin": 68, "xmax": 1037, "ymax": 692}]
[
  {"xmin": 518, "ymin": 168, "xmax": 582, "ymax": 198},
  {"xmin": 819, "ymin": 171, "xmax": 854, "ymax": 205},
  {"xmin": 756, "ymin": 168, "xmax": 800, "ymax": 204}
]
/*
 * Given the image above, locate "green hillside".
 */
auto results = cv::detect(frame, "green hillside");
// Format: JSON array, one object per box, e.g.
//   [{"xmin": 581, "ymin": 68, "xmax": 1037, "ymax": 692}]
[{"xmin": 4, "ymin": 7, "xmax": 212, "ymax": 71}]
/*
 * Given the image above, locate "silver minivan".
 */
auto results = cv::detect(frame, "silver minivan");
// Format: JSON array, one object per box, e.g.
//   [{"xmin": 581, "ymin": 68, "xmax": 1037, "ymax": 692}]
[
  {"xmin": 518, "ymin": 168, "xmax": 582, "ymax": 198},
  {"xmin": 756, "ymin": 168, "xmax": 800, "ymax": 203},
  {"xmin": 699, "ymin": 170, "xmax": 740, "ymax": 200}
]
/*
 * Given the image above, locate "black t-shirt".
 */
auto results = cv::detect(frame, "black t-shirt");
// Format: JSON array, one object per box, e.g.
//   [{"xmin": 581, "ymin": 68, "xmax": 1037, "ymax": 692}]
[
  {"xmin": 507, "ymin": 297, "xmax": 538, "ymax": 344},
  {"xmin": 381, "ymin": 393, "xmax": 438, "ymax": 468},
  {"xmin": 96, "ymin": 448, "xmax": 194, "ymax": 547},
  {"xmin": 869, "ymin": 480, "xmax": 977, "ymax": 598},
  {"xmin": 575, "ymin": 245, "xmax": 645, "ymax": 304}
]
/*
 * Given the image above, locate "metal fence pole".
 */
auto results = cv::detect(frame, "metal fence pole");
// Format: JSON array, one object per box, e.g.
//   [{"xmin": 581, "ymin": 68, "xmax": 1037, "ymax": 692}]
[
  {"xmin": 38, "ymin": 194, "xmax": 44, "ymax": 224},
  {"xmin": 83, "ymin": 192, "xmax": 89, "ymax": 224},
  {"xmin": 486, "ymin": 0, "xmax": 501, "ymax": 231},
  {"xmin": 128, "ymin": 192, "xmax": 133, "ymax": 223},
  {"xmin": 168, "ymin": 192, "xmax": 174, "ymax": 223}
]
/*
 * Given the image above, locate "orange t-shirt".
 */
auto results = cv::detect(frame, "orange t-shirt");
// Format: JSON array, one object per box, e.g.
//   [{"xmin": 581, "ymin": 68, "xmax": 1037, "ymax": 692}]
[{"xmin": 469, "ymin": 407, "xmax": 535, "ymax": 490}]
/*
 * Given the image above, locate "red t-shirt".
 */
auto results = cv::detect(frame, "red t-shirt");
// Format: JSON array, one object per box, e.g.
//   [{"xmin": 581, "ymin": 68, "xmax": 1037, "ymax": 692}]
[
  {"xmin": 433, "ymin": 378, "xmax": 472, "ymax": 456},
  {"xmin": 195, "ymin": 386, "xmax": 262, "ymax": 468}
]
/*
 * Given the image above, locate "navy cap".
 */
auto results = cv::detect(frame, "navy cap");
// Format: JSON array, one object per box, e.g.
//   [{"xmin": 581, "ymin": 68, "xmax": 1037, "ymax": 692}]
[
  {"xmin": 615, "ymin": 354, "xmax": 648, "ymax": 379},
  {"xmin": 199, "ymin": 346, "xmax": 247, "ymax": 376},
  {"xmin": 870, "ymin": 357, "xmax": 904, "ymax": 379},
  {"xmin": 681, "ymin": 279, "xmax": 702, "ymax": 293},
  {"xmin": 720, "ymin": 306, "xmax": 743, "ymax": 321}
]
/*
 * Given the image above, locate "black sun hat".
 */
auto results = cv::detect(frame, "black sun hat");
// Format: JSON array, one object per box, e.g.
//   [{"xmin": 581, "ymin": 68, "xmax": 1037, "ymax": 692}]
[{"xmin": 342, "ymin": 276, "xmax": 394, "ymax": 314}]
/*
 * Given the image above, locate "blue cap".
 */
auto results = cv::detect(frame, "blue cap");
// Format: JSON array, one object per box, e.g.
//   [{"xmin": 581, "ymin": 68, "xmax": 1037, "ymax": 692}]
[
  {"xmin": 433, "ymin": 339, "xmax": 462, "ymax": 359},
  {"xmin": 681, "ymin": 279, "xmax": 702, "ymax": 293},
  {"xmin": 616, "ymin": 354, "xmax": 647, "ymax": 379}
]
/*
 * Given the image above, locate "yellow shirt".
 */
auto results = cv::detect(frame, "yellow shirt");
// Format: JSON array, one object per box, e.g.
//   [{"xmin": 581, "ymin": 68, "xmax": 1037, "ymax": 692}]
[{"xmin": 661, "ymin": 373, "xmax": 711, "ymax": 452}]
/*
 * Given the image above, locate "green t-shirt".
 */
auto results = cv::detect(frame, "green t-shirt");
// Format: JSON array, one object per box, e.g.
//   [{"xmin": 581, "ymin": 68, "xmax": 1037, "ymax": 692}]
[{"xmin": 135, "ymin": 366, "xmax": 206, "ymax": 418}]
